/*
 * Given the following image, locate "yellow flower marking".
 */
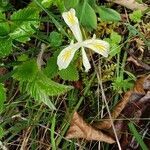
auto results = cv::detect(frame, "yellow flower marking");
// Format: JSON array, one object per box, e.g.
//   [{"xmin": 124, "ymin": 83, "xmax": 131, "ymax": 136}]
[
  {"xmin": 67, "ymin": 12, "xmax": 76, "ymax": 25},
  {"xmin": 62, "ymin": 50, "xmax": 72, "ymax": 62},
  {"xmin": 93, "ymin": 43, "xmax": 105, "ymax": 52}
]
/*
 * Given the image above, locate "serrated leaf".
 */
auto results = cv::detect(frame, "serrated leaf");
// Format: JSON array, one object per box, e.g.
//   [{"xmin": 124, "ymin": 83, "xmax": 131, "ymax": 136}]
[
  {"xmin": 48, "ymin": 31, "xmax": 62, "ymax": 47},
  {"xmin": 76, "ymin": 2, "xmax": 97, "ymax": 29},
  {"xmin": 0, "ymin": 12, "xmax": 10, "ymax": 36},
  {"xmin": 13, "ymin": 60, "xmax": 39, "ymax": 82},
  {"xmin": 129, "ymin": 10, "xmax": 142, "ymax": 23},
  {"xmin": 36, "ymin": 72, "xmax": 73, "ymax": 96},
  {"xmin": 14, "ymin": 59, "xmax": 73, "ymax": 109},
  {"xmin": 20, "ymin": 71, "xmax": 73, "ymax": 110},
  {"xmin": 41, "ymin": 0, "xmax": 53, "ymax": 8},
  {"xmin": 0, "ymin": 37, "xmax": 12, "ymax": 57},
  {"xmin": 9, "ymin": 7, "xmax": 39, "ymax": 42},
  {"xmin": 59, "ymin": 64, "xmax": 79, "ymax": 81},
  {"xmin": 0, "ymin": 83, "xmax": 6, "ymax": 113},
  {"xmin": 44, "ymin": 56, "xmax": 58, "ymax": 78},
  {"xmin": 110, "ymin": 31, "xmax": 121, "ymax": 44},
  {"xmin": 97, "ymin": 6, "xmax": 121, "ymax": 22}
]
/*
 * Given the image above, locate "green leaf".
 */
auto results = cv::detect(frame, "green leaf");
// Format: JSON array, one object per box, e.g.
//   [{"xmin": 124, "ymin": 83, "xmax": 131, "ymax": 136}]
[
  {"xmin": 64, "ymin": 0, "xmax": 79, "ymax": 9},
  {"xmin": 0, "ymin": 12, "xmax": 10, "ymax": 36},
  {"xmin": 76, "ymin": 2, "xmax": 97, "ymax": 29},
  {"xmin": 13, "ymin": 60, "xmax": 39, "ymax": 82},
  {"xmin": 48, "ymin": 31, "xmax": 62, "ymax": 47},
  {"xmin": 109, "ymin": 43, "xmax": 121, "ymax": 57},
  {"xmin": 128, "ymin": 122, "xmax": 148, "ymax": 150},
  {"xmin": 0, "ymin": 83, "xmax": 6, "ymax": 113},
  {"xmin": 41, "ymin": 0, "xmax": 53, "ymax": 8},
  {"xmin": 59, "ymin": 64, "xmax": 79, "ymax": 81},
  {"xmin": 110, "ymin": 31, "xmax": 121, "ymax": 44},
  {"xmin": 97, "ymin": 6, "xmax": 121, "ymax": 22},
  {"xmin": 129, "ymin": 10, "xmax": 142, "ymax": 23},
  {"xmin": 9, "ymin": 7, "xmax": 39, "ymax": 42},
  {"xmin": 13, "ymin": 60, "xmax": 73, "ymax": 109},
  {"xmin": 0, "ymin": 37, "xmax": 12, "ymax": 57},
  {"xmin": 0, "ymin": 126, "xmax": 4, "ymax": 139},
  {"xmin": 44, "ymin": 56, "xmax": 58, "ymax": 78},
  {"xmin": 20, "ymin": 72, "xmax": 73, "ymax": 110}
]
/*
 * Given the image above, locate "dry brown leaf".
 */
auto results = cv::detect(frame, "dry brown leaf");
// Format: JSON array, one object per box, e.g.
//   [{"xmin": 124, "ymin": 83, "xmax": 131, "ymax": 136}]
[
  {"xmin": 127, "ymin": 56, "xmax": 150, "ymax": 71},
  {"xmin": 94, "ymin": 91, "xmax": 132, "ymax": 130},
  {"xmin": 66, "ymin": 112, "xmax": 115, "ymax": 144},
  {"xmin": 94, "ymin": 76, "xmax": 149, "ymax": 130},
  {"xmin": 106, "ymin": 0, "xmax": 148, "ymax": 11}
]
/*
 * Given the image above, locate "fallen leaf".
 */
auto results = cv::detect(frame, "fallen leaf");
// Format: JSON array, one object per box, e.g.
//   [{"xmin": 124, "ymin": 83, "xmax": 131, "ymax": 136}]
[
  {"xmin": 94, "ymin": 91, "xmax": 132, "ymax": 130},
  {"xmin": 66, "ymin": 112, "xmax": 115, "ymax": 144},
  {"xmin": 94, "ymin": 75, "xmax": 149, "ymax": 130}
]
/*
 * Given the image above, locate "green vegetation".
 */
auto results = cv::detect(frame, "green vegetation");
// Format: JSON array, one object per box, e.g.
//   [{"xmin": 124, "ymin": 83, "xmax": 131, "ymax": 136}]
[{"xmin": 0, "ymin": 0, "xmax": 149, "ymax": 149}]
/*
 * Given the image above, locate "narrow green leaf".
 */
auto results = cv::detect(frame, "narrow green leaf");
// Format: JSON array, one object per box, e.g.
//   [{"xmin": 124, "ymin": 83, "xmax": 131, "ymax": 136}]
[
  {"xmin": 51, "ymin": 114, "xmax": 56, "ymax": 150},
  {"xmin": 128, "ymin": 122, "xmax": 148, "ymax": 150},
  {"xmin": 97, "ymin": 6, "xmax": 121, "ymax": 22},
  {"xmin": 0, "ymin": 83, "xmax": 6, "ymax": 113},
  {"xmin": 0, "ymin": 126, "xmax": 4, "ymax": 139}
]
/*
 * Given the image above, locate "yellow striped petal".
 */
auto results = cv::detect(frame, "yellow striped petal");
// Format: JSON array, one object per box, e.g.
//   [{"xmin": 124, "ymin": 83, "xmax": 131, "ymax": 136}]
[
  {"xmin": 81, "ymin": 47, "xmax": 91, "ymax": 72},
  {"xmin": 83, "ymin": 39, "xmax": 109, "ymax": 57},
  {"xmin": 57, "ymin": 43, "xmax": 81, "ymax": 70},
  {"xmin": 62, "ymin": 8, "xmax": 82, "ymax": 42}
]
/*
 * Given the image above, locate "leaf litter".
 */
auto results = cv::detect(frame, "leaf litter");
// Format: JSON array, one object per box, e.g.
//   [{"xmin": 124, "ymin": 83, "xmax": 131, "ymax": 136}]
[{"xmin": 66, "ymin": 75, "xmax": 150, "ymax": 145}]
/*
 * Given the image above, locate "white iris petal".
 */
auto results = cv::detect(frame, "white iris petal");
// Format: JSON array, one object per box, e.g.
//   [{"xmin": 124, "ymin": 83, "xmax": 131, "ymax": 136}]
[
  {"xmin": 57, "ymin": 8, "xmax": 109, "ymax": 72},
  {"xmin": 81, "ymin": 47, "xmax": 91, "ymax": 72},
  {"xmin": 57, "ymin": 42, "xmax": 81, "ymax": 70},
  {"xmin": 62, "ymin": 8, "xmax": 82, "ymax": 42},
  {"xmin": 83, "ymin": 39, "xmax": 109, "ymax": 57}
]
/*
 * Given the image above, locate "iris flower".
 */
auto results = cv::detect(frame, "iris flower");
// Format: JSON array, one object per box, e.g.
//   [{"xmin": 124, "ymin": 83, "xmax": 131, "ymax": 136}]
[{"xmin": 57, "ymin": 8, "xmax": 109, "ymax": 72}]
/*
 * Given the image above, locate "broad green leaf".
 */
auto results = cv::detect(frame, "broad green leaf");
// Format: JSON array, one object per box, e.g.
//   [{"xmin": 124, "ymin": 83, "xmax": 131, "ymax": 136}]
[
  {"xmin": 20, "ymin": 72, "xmax": 73, "ymax": 110},
  {"xmin": 0, "ymin": 0, "xmax": 11, "ymax": 12},
  {"xmin": 13, "ymin": 60, "xmax": 39, "ymax": 82},
  {"xmin": 44, "ymin": 56, "xmax": 58, "ymax": 78},
  {"xmin": 41, "ymin": 0, "xmax": 53, "ymax": 8},
  {"xmin": 129, "ymin": 10, "xmax": 142, "ymax": 23},
  {"xmin": 76, "ymin": 2, "xmax": 97, "ymax": 29},
  {"xmin": 0, "ymin": 12, "xmax": 10, "ymax": 36},
  {"xmin": 110, "ymin": 31, "xmax": 121, "ymax": 44},
  {"xmin": 13, "ymin": 59, "xmax": 73, "ymax": 109},
  {"xmin": 9, "ymin": 7, "xmax": 39, "ymax": 42},
  {"xmin": 29, "ymin": 0, "xmax": 53, "ymax": 9},
  {"xmin": 97, "ymin": 6, "xmax": 121, "ymax": 22},
  {"xmin": 59, "ymin": 64, "xmax": 79, "ymax": 81},
  {"xmin": 0, "ymin": 38, "xmax": 12, "ymax": 57},
  {"xmin": 109, "ymin": 43, "xmax": 121, "ymax": 57},
  {"xmin": 0, "ymin": 83, "xmax": 6, "ymax": 113},
  {"xmin": 48, "ymin": 31, "xmax": 62, "ymax": 47},
  {"xmin": 64, "ymin": 0, "xmax": 79, "ymax": 9}
]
